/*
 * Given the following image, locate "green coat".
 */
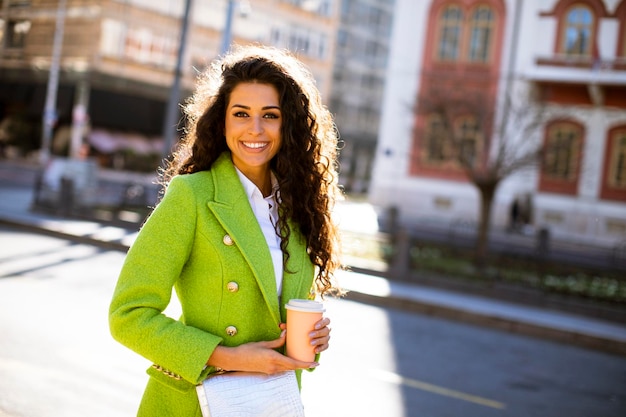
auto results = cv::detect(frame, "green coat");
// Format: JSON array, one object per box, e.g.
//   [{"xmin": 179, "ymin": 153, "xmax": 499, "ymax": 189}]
[{"xmin": 109, "ymin": 153, "xmax": 315, "ymax": 416}]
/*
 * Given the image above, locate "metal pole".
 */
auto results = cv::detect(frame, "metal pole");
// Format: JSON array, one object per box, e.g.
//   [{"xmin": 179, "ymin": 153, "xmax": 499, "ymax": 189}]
[
  {"xmin": 41, "ymin": 0, "xmax": 68, "ymax": 165},
  {"xmin": 221, "ymin": 0, "xmax": 235, "ymax": 54},
  {"xmin": 70, "ymin": 79, "xmax": 90, "ymax": 159},
  {"xmin": 162, "ymin": 0, "xmax": 193, "ymax": 159}
]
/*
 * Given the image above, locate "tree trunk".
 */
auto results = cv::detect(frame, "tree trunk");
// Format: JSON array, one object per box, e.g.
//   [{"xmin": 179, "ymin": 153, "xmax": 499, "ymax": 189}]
[{"xmin": 475, "ymin": 184, "xmax": 496, "ymax": 268}]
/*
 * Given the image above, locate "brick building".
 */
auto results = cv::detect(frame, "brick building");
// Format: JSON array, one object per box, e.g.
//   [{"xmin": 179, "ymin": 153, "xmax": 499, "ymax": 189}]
[{"xmin": 371, "ymin": 0, "xmax": 626, "ymax": 247}]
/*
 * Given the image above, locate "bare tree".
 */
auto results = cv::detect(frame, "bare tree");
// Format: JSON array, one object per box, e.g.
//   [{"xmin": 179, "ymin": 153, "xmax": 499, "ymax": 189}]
[{"xmin": 414, "ymin": 83, "xmax": 552, "ymax": 266}]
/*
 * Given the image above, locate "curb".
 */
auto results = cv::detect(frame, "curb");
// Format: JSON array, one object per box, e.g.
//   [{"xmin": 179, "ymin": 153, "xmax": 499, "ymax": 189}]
[
  {"xmin": 344, "ymin": 290, "xmax": 626, "ymax": 357},
  {"xmin": 2, "ymin": 215, "xmax": 626, "ymax": 357},
  {"xmin": 0, "ymin": 217, "xmax": 131, "ymax": 252}
]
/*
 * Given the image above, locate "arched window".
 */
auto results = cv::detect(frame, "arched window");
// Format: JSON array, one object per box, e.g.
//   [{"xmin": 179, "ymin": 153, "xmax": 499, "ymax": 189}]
[
  {"xmin": 542, "ymin": 122, "xmax": 582, "ymax": 181},
  {"xmin": 562, "ymin": 5, "xmax": 594, "ymax": 56},
  {"xmin": 468, "ymin": 6, "xmax": 494, "ymax": 62},
  {"xmin": 600, "ymin": 126, "xmax": 626, "ymax": 202},
  {"xmin": 437, "ymin": 5, "xmax": 463, "ymax": 61},
  {"xmin": 608, "ymin": 128, "xmax": 626, "ymax": 189}
]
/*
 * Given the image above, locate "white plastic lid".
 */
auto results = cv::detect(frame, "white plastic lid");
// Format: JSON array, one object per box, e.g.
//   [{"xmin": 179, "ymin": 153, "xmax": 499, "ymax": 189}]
[{"xmin": 285, "ymin": 299, "xmax": 325, "ymax": 312}]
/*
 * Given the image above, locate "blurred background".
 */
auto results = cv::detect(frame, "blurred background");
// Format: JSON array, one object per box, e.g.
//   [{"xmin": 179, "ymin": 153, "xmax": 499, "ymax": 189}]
[
  {"xmin": 1, "ymin": 0, "xmax": 625, "ymax": 306},
  {"xmin": 0, "ymin": 1, "xmax": 625, "ymax": 416}
]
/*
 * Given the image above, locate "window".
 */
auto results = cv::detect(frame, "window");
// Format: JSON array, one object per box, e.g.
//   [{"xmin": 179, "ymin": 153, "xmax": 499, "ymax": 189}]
[
  {"xmin": 100, "ymin": 19, "xmax": 125, "ymax": 57},
  {"xmin": 437, "ymin": 5, "xmax": 463, "ymax": 61},
  {"xmin": 436, "ymin": 4, "xmax": 495, "ymax": 63},
  {"xmin": 468, "ymin": 6, "xmax": 494, "ymax": 62},
  {"xmin": 121, "ymin": 25, "xmax": 176, "ymax": 70},
  {"xmin": 543, "ymin": 122, "xmax": 582, "ymax": 180},
  {"xmin": 318, "ymin": 34, "xmax": 328, "ymax": 60},
  {"xmin": 317, "ymin": 0, "xmax": 332, "ymax": 17},
  {"xmin": 425, "ymin": 114, "xmax": 448, "ymax": 162},
  {"xmin": 337, "ymin": 29, "xmax": 348, "ymax": 48},
  {"xmin": 608, "ymin": 129, "xmax": 626, "ymax": 189},
  {"xmin": 6, "ymin": 19, "xmax": 30, "ymax": 48},
  {"xmin": 340, "ymin": 0, "xmax": 351, "ymax": 19},
  {"xmin": 562, "ymin": 5, "xmax": 594, "ymax": 56},
  {"xmin": 273, "ymin": 26, "xmax": 328, "ymax": 60},
  {"xmin": 283, "ymin": 0, "xmax": 332, "ymax": 16},
  {"xmin": 133, "ymin": 29, "xmax": 152, "ymax": 64},
  {"xmin": 455, "ymin": 116, "xmax": 480, "ymax": 166},
  {"xmin": 539, "ymin": 121, "xmax": 584, "ymax": 195},
  {"xmin": 7, "ymin": 0, "xmax": 31, "ymax": 7},
  {"xmin": 600, "ymin": 126, "xmax": 626, "ymax": 201},
  {"xmin": 125, "ymin": 0, "xmax": 182, "ymax": 17}
]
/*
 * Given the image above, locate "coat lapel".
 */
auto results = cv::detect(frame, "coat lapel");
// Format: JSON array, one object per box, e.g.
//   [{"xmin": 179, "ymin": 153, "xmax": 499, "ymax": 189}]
[{"xmin": 206, "ymin": 154, "xmax": 281, "ymax": 324}]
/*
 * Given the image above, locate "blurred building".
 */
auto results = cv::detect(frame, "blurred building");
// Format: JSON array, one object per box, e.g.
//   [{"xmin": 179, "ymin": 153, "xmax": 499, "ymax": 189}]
[
  {"xmin": 0, "ymin": 0, "xmax": 338, "ymax": 166},
  {"xmin": 371, "ymin": 0, "xmax": 626, "ymax": 247},
  {"xmin": 330, "ymin": 0, "xmax": 395, "ymax": 194}
]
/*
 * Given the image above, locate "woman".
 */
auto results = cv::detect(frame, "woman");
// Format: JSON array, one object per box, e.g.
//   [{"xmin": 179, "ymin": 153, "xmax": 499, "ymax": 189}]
[{"xmin": 109, "ymin": 44, "xmax": 343, "ymax": 416}]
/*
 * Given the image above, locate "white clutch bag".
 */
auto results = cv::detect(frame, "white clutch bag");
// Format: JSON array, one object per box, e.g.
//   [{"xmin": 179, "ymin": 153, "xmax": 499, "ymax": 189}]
[{"xmin": 196, "ymin": 370, "xmax": 305, "ymax": 417}]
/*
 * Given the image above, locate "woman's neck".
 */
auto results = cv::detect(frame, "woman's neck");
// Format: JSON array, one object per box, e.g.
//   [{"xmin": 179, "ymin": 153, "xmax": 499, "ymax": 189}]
[{"xmin": 238, "ymin": 166, "xmax": 272, "ymax": 197}]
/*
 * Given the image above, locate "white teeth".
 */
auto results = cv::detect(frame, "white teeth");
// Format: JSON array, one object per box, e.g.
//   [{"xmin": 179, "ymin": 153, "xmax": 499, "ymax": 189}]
[{"xmin": 243, "ymin": 142, "xmax": 267, "ymax": 149}]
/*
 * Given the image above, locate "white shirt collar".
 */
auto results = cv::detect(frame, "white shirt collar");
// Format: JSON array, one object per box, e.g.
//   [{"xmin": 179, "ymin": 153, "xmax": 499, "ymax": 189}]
[{"xmin": 235, "ymin": 168, "xmax": 279, "ymax": 199}]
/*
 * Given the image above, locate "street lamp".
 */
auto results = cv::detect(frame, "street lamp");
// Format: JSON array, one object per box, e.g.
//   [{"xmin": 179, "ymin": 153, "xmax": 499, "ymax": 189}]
[
  {"xmin": 221, "ymin": 0, "xmax": 251, "ymax": 54},
  {"xmin": 162, "ymin": 0, "xmax": 193, "ymax": 159},
  {"xmin": 40, "ymin": 0, "xmax": 68, "ymax": 165},
  {"xmin": 220, "ymin": 0, "xmax": 235, "ymax": 55}
]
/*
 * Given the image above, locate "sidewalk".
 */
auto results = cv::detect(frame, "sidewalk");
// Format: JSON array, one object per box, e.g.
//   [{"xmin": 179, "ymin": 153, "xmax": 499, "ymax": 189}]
[{"xmin": 1, "ymin": 161, "xmax": 625, "ymax": 356}]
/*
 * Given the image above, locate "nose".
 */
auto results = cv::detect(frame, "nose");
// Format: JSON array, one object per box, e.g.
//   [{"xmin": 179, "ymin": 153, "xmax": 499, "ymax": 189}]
[{"xmin": 248, "ymin": 116, "xmax": 263, "ymax": 135}]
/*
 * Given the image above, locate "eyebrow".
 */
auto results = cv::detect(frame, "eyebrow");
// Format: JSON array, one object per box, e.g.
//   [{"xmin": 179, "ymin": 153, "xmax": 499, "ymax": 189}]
[{"xmin": 230, "ymin": 104, "xmax": 281, "ymax": 111}]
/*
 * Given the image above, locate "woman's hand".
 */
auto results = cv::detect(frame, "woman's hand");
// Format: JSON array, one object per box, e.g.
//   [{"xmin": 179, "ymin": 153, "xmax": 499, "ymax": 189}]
[
  {"xmin": 207, "ymin": 330, "xmax": 318, "ymax": 375},
  {"xmin": 207, "ymin": 317, "xmax": 331, "ymax": 374},
  {"xmin": 278, "ymin": 316, "xmax": 331, "ymax": 355},
  {"xmin": 309, "ymin": 317, "xmax": 331, "ymax": 354}
]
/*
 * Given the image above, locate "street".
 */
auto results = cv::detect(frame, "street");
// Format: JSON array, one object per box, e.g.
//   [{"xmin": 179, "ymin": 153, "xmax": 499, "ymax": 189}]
[{"xmin": 0, "ymin": 227, "xmax": 624, "ymax": 417}]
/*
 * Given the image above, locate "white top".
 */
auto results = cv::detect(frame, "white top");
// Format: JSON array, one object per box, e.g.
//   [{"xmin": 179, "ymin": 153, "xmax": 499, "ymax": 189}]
[{"xmin": 235, "ymin": 168, "xmax": 283, "ymax": 295}]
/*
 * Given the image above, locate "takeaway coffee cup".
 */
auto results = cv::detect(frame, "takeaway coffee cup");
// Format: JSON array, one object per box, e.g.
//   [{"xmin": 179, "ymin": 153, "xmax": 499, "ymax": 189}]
[{"xmin": 285, "ymin": 299, "xmax": 325, "ymax": 362}]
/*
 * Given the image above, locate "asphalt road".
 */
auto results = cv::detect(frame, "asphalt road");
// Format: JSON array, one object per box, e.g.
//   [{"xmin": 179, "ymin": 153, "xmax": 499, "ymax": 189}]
[{"xmin": 0, "ymin": 227, "xmax": 624, "ymax": 417}]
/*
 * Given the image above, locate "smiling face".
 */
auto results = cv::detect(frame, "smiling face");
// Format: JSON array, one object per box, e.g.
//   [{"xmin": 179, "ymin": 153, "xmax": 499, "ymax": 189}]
[{"xmin": 224, "ymin": 82, "xmax": 282, "ymax": 187}]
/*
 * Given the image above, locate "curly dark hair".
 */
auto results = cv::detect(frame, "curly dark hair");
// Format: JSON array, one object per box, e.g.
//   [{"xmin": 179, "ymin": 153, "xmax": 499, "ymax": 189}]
[{"xmin": 160, "ymin": 45, "xmax": 343, "ymax": 296}]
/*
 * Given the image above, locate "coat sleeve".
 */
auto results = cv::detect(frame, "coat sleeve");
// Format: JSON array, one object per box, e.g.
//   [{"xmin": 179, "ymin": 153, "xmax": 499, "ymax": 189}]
[{"xmin": 108, "ymin": 175, "xmax": 223, "ymax": 386}]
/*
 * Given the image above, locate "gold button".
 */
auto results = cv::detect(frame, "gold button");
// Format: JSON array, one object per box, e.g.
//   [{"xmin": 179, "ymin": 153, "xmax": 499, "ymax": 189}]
[
  {"xmin": 227, "ymin": 281, "xmax": 239, "ymax": 292},
  {"xmin": 225, "ymin": 326, "xmax": 238, "ymax": 336},
  {"xmin": 223, "ymin": 234, "xmax": 233, "ymax": 246}
]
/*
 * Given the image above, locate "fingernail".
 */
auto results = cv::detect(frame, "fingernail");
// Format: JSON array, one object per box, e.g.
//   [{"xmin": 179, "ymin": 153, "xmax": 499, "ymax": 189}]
[
  {"xmin": 280, "ymin": 330, "xmax": 286, "ymax": 337},
  {"xmin": 314, "ymin": 323, "xmax": 322, "ymax": 330},
  {"xmin": 309, "ymin": 362, "xmax": 319, "ymax": 368}
]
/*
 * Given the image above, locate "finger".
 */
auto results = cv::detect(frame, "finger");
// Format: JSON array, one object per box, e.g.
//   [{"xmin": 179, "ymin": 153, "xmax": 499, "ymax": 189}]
[
  {"xmin": 290, "ymin": 358, "xmax": 319, "ymax": 370},
  {"xmin": 256, "ymin": 330, "xmax": 286, "ymax": 349},
  {"xmin": 314, "ymin": 317, "xmax": 330, "ymax": 330},
  {"xmin": 314, "ymin": 343, "xmax": 328, "ymax": 354},
  {"xmin": 311, "ymin": 333, "xmax": 331, "ymax": 353},
  {"xmin": 312, "ymin": 333, "xmax": 330, "ymax": 346},
  {"xmin": 309, "ymin": 325, "xmax": 331, "ymax": 339}
]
